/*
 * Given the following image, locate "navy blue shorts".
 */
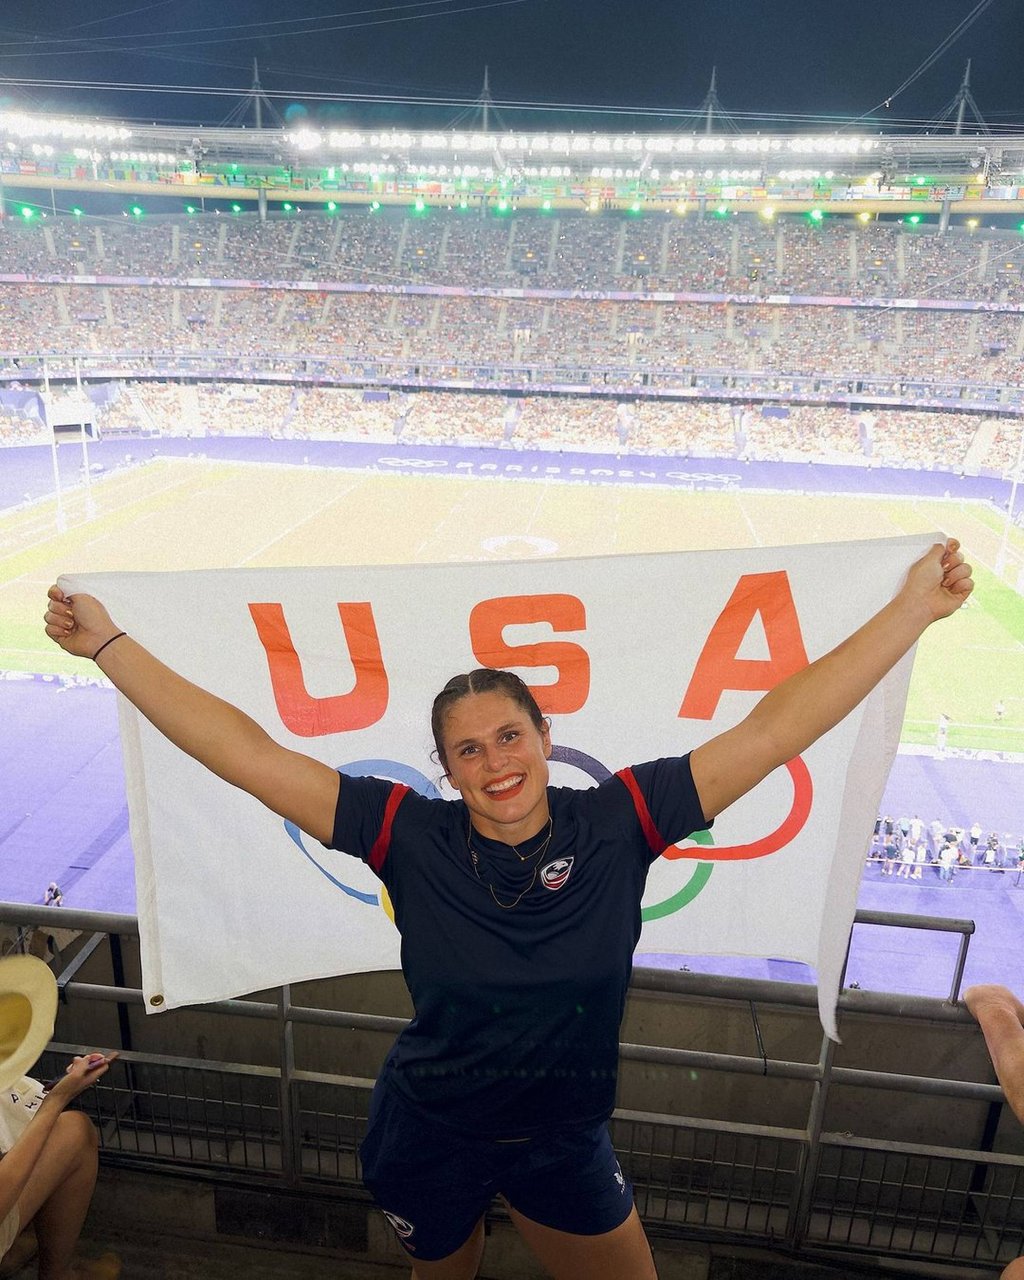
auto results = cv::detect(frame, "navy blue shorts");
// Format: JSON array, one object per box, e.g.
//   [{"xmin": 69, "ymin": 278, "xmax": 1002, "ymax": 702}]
[{"xmin": 359, "ymin": 1081, "xmax": 634, "ymax": 1261}]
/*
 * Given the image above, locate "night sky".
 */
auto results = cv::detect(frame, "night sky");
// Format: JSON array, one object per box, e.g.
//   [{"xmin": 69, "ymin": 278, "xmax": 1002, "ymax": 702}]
[{"xmin": 1, "ymin": 0, "xmax": 1022, "ymax": 132}]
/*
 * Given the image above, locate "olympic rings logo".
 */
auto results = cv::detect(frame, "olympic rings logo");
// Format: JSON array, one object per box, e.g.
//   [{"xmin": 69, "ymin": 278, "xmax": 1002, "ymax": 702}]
[{"xmin": 284, "ymin": 747, "xmax": 813, "ymax": 922}]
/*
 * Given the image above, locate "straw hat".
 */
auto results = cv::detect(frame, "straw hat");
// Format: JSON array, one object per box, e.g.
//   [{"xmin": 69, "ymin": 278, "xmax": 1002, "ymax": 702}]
[{"xmin": 0, "ymin": 956, "xmax": 58, "ymax": 1093}]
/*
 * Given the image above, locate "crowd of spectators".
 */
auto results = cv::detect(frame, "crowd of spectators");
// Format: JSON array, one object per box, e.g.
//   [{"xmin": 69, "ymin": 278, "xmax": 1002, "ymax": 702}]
[
  {"xmin": 80, "ymin": 381, "xmax": 1008, "ymax": 473},
  {"xmin": 868, "ymin": 814, "xmax": 1024, "ymax": 884},
  {"xmin": 1, "ymin": 210, "xmax": 1022, "ymax": 474},
  {"xmin": 2, "ymin": 211, "xmax": 1024, "ymax": 301},
  {"xmin": 0, "ymin": 407, "xmax": 45, "ymax": 445},
  {"xmin": 1, "ymin": 284, "xmax": 1022, "ymax": 391}
]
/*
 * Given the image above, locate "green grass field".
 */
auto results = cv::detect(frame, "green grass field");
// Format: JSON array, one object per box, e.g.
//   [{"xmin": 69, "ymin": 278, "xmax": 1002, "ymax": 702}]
[{"xmin": 3, "ymin": 456, "xmax": 1023, "ymax": 754}]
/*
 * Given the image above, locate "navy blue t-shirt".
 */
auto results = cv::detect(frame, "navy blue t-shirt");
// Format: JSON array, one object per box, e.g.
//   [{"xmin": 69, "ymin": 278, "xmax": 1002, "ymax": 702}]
[{"xmin": 329, "ymin": 756, "xmax": 707, "ymax": 1138}]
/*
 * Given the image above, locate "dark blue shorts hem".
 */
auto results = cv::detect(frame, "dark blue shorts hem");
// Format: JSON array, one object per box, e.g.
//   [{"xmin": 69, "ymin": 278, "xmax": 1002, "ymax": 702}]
[{"xmin": 360, "ymin": 1081, "xmax": 633, "ymax": 1260}]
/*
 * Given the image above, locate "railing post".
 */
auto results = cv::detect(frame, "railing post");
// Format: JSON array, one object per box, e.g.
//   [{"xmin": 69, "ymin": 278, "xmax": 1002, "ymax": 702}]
[
  {"xmin": 786, "ymin": 1025, "xmax": 837, "ymax": 1247},
  {"xmin": 278, "ymin": 984, "xmax": 297, "ymax": 1186},
  {"xmin": 948, "ymin": 929, "xmax": 972, "ymax": 1004},
  {"xmin": 108, "ymin": 932, "xmax": 135, "ymax": 1055}
]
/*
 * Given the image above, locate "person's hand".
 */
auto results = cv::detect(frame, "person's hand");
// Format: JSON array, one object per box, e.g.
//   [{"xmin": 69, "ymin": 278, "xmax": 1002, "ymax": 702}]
[
  {"xmin": 964, "ymin": 984, "xmax": 1024, "ymax": 1024},
  {"xmin": 901, "ymin": 539, "xmax": 973, "ymax": 624},
  {"xmin": 44, "ymin": 587, "xmax": 121, "ymax": 661},
  {"xmin": 44, "ymin": 1052, "xmax": 118, "ymax": 1106}
]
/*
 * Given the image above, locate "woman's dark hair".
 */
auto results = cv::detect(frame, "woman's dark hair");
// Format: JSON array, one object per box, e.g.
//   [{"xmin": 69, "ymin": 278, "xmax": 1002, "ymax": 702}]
[{"xmin": 431, "ymin": 669, "xmax": 546, "ymax": 772}]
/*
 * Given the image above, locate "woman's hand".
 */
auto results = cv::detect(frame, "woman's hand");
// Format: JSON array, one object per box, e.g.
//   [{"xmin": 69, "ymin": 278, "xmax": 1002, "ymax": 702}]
[
  {"xmin": 902, "ymin": 539, "xmax": 973, "ymax": 624},
  {"xmin": 44, "ymin": 1052, "xmax": 118, "ymax": 1106},
  {"xmin": 44, "ymin": 586, "xmax": 121, "ymax": 661}
]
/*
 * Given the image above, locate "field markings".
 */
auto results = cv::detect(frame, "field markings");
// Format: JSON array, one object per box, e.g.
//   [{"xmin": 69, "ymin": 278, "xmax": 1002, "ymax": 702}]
[
  {"xmin": 0, "ymin": 469, "xmax": 198, "ymax": 581},
  {"xmin": 235, "ymin": 475, "xmax": 364, "ymax": 566},
  {"xmin": 732, "ymin": 490, "xmax": 762, "ymax": 546}
]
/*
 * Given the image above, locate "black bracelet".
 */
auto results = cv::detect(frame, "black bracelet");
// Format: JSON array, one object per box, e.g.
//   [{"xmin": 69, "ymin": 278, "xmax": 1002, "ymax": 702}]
[{"xmin": 92, "ymin": 632, "xmax": 127, "ymax": 662}]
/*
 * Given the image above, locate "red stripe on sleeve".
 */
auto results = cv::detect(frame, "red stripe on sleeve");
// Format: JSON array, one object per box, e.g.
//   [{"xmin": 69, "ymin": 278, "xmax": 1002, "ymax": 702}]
[
  {"xmin": 368, "ymin": 783, "xmax": 411, "ymax": 875},
  {"xmin": 615, "ymin": 767, "xmax": 665, "ymax": 856}
]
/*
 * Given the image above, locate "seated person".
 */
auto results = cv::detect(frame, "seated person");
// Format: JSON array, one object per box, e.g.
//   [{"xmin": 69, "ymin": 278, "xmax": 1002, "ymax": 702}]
[
  {"xmin": 963, "ymin": 985, "xmax": 1024, "ymax": 1280},
  {"xmin": 0, "ymin": 956, "xmax": 119, "ymax": 1280}
]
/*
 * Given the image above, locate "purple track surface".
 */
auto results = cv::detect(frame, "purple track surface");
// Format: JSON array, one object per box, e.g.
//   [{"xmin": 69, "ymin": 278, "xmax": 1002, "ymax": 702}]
[{"xmin": 2, "ymin": 435, "xmax": 1018, "ymax": 510}]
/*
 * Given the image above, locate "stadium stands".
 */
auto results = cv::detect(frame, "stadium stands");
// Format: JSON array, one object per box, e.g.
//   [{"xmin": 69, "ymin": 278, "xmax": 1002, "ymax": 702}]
[
  {"xmin": 3, "ymin": 210, "xmax": 1022, "ymax": 299},
  {"xmin": 1, "ymin": 210, "xmax": 1022, "ymax": 477}
]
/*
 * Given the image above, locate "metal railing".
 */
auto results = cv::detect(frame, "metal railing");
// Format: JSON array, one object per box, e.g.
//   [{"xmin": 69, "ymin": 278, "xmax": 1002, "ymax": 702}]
[{"xmin": 3, "ymin": 900, "xmax": 1022, "ymax": 1272}]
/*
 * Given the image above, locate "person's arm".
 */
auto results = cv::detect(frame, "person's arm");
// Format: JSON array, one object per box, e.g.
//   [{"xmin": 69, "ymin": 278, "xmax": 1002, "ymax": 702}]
[
  {"xmin": 44, "ymin": 587, "xmax": 339, "ymax": 844},
  {"xmin": 963, "ymin": 985, "xmax": 1024, "ymax": 1123},
  {"xmin": 690, "ymin": 539, "xmax": 972, "ymax": 823},
  {"xmin": 0, "ymin": 1053, "xmax": 115, "ymax": 1222}
]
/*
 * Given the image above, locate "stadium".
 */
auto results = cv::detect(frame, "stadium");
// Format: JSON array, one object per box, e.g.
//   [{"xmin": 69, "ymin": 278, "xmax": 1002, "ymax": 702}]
[{"xmin": 2, "ymin": 48, "xmax": 1024, "ymax": 1280}]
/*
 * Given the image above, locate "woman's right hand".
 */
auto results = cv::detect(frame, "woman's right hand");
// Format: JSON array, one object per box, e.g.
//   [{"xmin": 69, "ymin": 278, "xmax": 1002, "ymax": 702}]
[
  {"xmin": 45, "ymin": 1052, "xmax": 118, "ymax": 1106},
  {"xmin": 44, "ymin": 586, "xmax": 121, "ymax": 661}
]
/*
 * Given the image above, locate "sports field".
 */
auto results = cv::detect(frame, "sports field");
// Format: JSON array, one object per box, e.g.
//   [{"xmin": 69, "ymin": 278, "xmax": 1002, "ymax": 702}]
[{"xmin": 3, "ymin": 454, "xmax": 1023, "ymax": 753}]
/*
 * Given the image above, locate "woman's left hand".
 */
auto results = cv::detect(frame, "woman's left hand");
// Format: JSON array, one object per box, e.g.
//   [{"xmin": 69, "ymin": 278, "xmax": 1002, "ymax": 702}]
[{"xmin": 904, "ymin": 539, "xmax": 973, "ymax": 623}]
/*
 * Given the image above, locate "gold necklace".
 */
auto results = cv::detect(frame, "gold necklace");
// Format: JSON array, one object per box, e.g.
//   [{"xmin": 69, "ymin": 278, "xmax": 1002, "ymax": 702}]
[{"xmin": 467, "ymin": 816, "xmax": 554, "ymax": 910}]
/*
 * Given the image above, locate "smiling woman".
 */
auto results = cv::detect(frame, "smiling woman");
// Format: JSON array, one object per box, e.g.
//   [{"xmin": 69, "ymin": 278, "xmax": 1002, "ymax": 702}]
[
  {"xmin": 430, "ymin": 669, "xmax": 553, "ymax": 843},
  {"xmin": 41, "ymin": 537, "xmax": 973, "ymax": 1280}
]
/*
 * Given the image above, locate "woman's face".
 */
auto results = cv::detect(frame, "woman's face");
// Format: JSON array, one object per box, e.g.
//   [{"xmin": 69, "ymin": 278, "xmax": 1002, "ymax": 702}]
[{"xmin": 440, "ymin": 690, "xmax": 551, "ymax": 844}]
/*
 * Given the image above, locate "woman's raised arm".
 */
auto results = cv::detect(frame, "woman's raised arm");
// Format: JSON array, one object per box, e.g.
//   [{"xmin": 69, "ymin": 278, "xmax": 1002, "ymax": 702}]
[
  {"xmin": 44, "ymin": 586, "xmax": 339, "ymax": 844},
  {"xmin": 690, "ymin": 539, "xmax": 973, "ymax": 824}
]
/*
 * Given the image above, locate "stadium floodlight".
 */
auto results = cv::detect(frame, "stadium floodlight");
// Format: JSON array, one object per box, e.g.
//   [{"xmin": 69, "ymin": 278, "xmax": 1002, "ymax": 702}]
[
  {"xmin": 326, "ymin": 131, "xmax": 365, "ymax": 149},
  {"xmin": 784, "ymin": 135, "xmax": 876, "ymax": 154},
  {"xmin": 0, "ymin": 111, "xmax": 131, "ymax": 143},
  {"xmin": 287, "ymin": 129, "xmax": 323, "ymax": 152},
  {"xmin": 374, "ymin": 131, "xmax": 414, "ymax": 149}
]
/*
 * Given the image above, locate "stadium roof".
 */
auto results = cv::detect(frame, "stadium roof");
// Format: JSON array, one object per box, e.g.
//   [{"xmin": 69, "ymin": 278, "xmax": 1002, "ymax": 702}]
[{"xmin": 3, "ymin": 110, "xmax": 1024, "ymax": 214}]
